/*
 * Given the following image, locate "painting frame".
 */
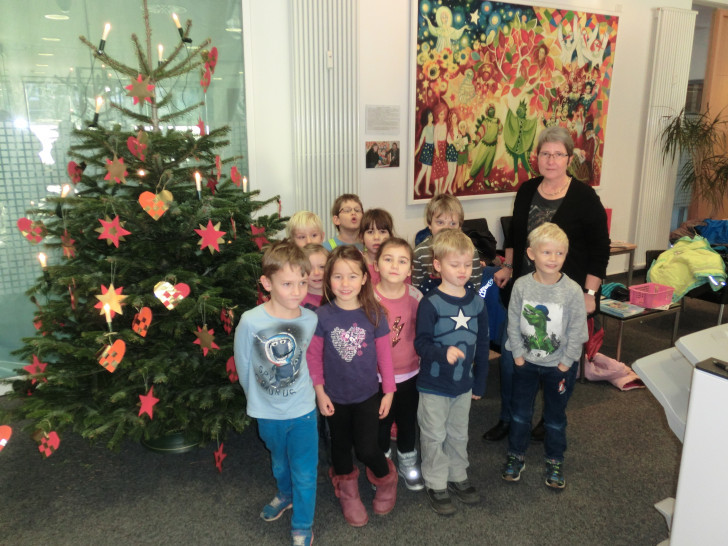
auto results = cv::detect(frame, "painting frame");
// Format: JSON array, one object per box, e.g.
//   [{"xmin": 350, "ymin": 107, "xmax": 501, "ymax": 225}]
[{"xmin": 407, "ymin": 1, "xmax": 620, "ymax": 204}]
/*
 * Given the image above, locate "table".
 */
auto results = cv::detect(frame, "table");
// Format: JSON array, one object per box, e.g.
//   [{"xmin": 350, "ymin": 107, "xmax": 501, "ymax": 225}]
[
  {"xmin": 601, "ymin": 300, "xmax": 683, "ymax": 362},
  {"xmin": 610, "ymin": 242, "xmax": 637, "ymax": 286}
]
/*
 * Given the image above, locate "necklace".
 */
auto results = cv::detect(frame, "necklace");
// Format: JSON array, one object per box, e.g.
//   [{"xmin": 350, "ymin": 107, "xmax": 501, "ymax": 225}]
[{"xmin": 540, "ymin": 178, "xmax": 570, "ymax": 197}]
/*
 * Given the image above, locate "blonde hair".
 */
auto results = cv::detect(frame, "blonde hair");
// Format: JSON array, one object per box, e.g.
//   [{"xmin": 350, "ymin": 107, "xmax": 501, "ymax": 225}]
[
  {"xmin": 425, "ymin": 194, "xmax": 464, "ymax": 226},
  {"xmin": 261, "ymin": 241, "xmax": 311, "ymax": 278},
  {"xmin": 286, "ymin": 211, "xmax": 324, "ymax": 238},
  {"xmin": 527, "ymin": 222, "xmax": 569, "ymax": 252},
  {"xmin": 431, "ymin": 229, "xmax": 474, "ymax": 261}
]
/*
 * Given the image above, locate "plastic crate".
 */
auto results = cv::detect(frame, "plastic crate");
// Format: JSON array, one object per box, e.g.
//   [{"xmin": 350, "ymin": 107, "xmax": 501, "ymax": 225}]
[{"xmin": 629, "ymin": 282, "xmax": 674, "ymax": 308}]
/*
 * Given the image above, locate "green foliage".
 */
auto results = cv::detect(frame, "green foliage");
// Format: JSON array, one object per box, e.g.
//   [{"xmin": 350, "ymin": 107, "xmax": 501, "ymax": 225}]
[
  {"xmin": 661, "ymin": 107, "xmax": 728, "ymax": 216},
  {"xmin": 4, "ymin": 11, "xmax": 282, "ymax": 450}
]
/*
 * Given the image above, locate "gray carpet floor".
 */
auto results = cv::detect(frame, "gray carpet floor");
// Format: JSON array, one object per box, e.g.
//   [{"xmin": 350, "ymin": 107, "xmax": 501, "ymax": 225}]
[{"xmin": 1, "ymin": 273, "xmax": 723, "ymax": 545}]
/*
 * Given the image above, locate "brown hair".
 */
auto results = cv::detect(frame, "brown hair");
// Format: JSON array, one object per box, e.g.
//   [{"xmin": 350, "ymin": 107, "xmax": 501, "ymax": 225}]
[
  {"xmin": 359, "ymin": 208, "xmax": 394, "ymax": 238},
  {"xmin": 261, "ymin": 241, "xmax": 310, "ymax": 278},
  {"xmin": 301, "ymin": 243, "xmax": 328, "ymax": 260},
  {"xmin": 425, "ymin": 194, "xmax": 464, "ymax": 226},
  {"xmin": 323, "ymin": 245, "xmax": 384, "ymax": 327},
  {"xmin": 375, "ymin": 237, "xmax": 414, "ymax": 265},
  {"xmin": 330, "ymin": 193, "xmax": 363, "ymax": 226}
]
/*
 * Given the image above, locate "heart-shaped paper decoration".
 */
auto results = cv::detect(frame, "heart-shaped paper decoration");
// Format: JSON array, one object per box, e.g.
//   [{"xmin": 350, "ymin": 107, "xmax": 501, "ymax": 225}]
[
  {"xmin": 37, "ymin": 431, "xmax": 60, "ymax": 458},
  {"xmin": 154, "ymin": 281, "xmax": 190, "ymax": 310},
  {"xmin": 98, "ymin": 339, "xmax": 126, "ymax": 373},
  {"xmin": 0, "ymin": 425, "xmax": 12, "ymax": 452},
  {"xmin": 132, "ymin": 307, "xmax": 153, "ymax": 337},
  {"xmin": 225, "ymin": 356, "xmax": 238, "ymax": 383},
  {"xmin": 138, "ymin": 190, "xmax": 173, "ymax": 220},
  {"xmin": 17, "ymin": 218, "xmax": 46, "ymax": 244},
  {"xmin": 67, "ymin": 161, "xmax": 83, "ymax": 183},
  {"xmin": 127, "ymin": 135, "xmax": 147, "ymax": 161}
]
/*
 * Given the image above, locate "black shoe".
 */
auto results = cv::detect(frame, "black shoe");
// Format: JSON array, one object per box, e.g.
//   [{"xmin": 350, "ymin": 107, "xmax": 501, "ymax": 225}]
[
  {"xmin": 483, "ymin": 420, "xmax": 510, "ymax": 441},
  {"xmin": 531, "ymin": 418, "xmax": 545, "ymax": 442},
  {"xmin": 425, "ymin": 488, "xmax": 457, "ymax": 516},
  {"xmin": 447, "ymin": 479, "xmax": 480, "ymax": 504}
]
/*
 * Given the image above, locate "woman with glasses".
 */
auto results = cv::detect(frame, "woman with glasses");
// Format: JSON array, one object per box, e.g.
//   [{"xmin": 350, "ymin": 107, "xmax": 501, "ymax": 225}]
[{"xmin": 483, "ymin": 125, "xmax": 610, "ymax": 443}]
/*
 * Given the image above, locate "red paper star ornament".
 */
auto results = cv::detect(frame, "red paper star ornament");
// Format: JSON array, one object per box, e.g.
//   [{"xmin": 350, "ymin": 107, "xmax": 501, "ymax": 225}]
[
  {"xmin": 205, "ymin": 46, "xmax": 219, "ymax": 73},
  {"xmin": 138, "ymin": 386, "xmax": 159, "ymax": 419},
  {"xmin": 125, "ymin": 74, "xmax": 155, "ymax": 105},
  {"xmin": 94, "ymin": 283, "xmax": 127, "ymax": 316},
  {"xmin": 61, "ymin": 230, "xmax": 76, "ymax": 259},
  {"xmin": 104, "ymin": 154, "xmax": 128, "ymax": 184},
  {"xmin": 206, "ymin": 177, "xmax": 218, "ymax": 195},
  {"xmin": 193, "ymin": 325, "xmax": 219, "ymax": 356},
  {"xmin": 23, "ymin": 355, "xmax": 48, "ymax": 385},
  {"xmin": 214, "ymin": 442, "xmax": 227, "ymax": 473},
  {"xmin": 200, "ymin": 66, "xmax": 212, "ymax": 93},
  {"xmin": 251, "ymin": 225, "xmax": 269, "ymax": 250},
  {"xmin": 96, "ymin": 215, "xmax": 131, "ymax": 248},
  {"xmin": 195, "ymin": 220, "xmax": 226, "ymax": 254}
]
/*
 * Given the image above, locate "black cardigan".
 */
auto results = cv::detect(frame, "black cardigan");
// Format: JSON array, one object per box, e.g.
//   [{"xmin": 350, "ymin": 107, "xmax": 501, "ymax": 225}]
[{"xmin": 503, "ymin": 176, "xmax": 611, "ymax": 301}]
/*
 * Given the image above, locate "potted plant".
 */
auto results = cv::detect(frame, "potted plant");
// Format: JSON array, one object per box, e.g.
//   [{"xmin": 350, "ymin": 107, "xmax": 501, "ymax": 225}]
[{"xmin": 660, "ymin": 107, "xmax": 728, "ymax": 219}]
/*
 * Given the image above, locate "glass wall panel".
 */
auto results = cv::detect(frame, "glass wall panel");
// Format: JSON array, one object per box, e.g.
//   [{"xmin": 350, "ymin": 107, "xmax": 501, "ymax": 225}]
[{"xmin": 0, "ymin": 0, "xmax": 248, "ymax": 376}]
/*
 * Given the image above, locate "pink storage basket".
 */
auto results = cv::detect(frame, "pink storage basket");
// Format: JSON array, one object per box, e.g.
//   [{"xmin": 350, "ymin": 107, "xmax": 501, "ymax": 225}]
[{"xmin": 629, "ymin": 283, "xmax": 674, "ymax": 308}]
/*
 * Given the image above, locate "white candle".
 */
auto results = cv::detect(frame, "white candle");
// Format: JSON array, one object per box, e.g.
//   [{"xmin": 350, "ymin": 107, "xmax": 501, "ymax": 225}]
[
  {"xmin": 158, "ymin": 44, "xmax": 163, "ymax": 63},
  {"xmin": 242, "ymin": 176, "xmax": 248, "ymax": 192},
  {"xmin": 38, "ymin": 252, "xmax": 47, "ymax": 269},
  {"xmin": 61, "ymin": 184, "xmax": 71, "ymax": 198},
  {"xmin": 194, "ymin": 171, "xmax": 201, "ymax": 192},
  {"xmin": 103, "ymin": 303, "xmax": 111, "ymax": 323},
  {"xmin": 95, "ymin": 96, "xmax": 103, "ymax": 113},
  {"xmin": 172, "ymin": 13, "xmax": 181, "ymax": 29},
  {"xmin": 102, "ymin": 23, "xmax": 111, "ymax": 41}
]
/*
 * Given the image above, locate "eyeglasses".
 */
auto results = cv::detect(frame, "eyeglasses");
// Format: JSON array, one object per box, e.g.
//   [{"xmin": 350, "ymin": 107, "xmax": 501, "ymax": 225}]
[
  {"xmin": 538, "ymin": 152, "xmax": 569, "ymax": 160},
  {"xmin": 339, "ymin": 207, "xmax": 362, "ymax": 214}
]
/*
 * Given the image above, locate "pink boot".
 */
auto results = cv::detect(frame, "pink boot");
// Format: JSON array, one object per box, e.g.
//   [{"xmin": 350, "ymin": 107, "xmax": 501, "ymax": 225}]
[
  {"xmin": 366, "ymin": 458, "xmax": 398, "ymax": 515},
  {"xmin": 329, "ymin": 467, "xmax": 368, "ymax": 527}
]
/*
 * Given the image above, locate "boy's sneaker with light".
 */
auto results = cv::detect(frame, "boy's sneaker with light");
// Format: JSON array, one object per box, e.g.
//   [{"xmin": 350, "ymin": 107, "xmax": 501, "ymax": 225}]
[
  {"xmin": 425, "ymin": 487, "xmax": 457, "ymax": 516},
  {"xmin": 502, "ymin": 454, "xmax": 525, "ymax": 482},
  {"xmin": 447, "ymin": 479, "xmax": 480, "ymax": 504},
  {"xmin": 291, "ymin": 529, "xmax": 313, "ymax": 546},
  {"xmin": 260, "ymin": 493, "xmax": 292, "ymax": 521},
  {"xmin": 545, "ymin": 459, "xmax": 566, "ymax": 489}
]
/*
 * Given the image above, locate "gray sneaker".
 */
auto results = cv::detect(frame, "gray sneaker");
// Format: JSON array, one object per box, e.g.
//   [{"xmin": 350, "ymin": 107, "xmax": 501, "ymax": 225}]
[
  {"xmin": 447, "ymin": 479, "xmax": 480, "ymax": 504},
  {"xmin": 426, "ymin": 487, "xmax": 456, "ymax": 516}
]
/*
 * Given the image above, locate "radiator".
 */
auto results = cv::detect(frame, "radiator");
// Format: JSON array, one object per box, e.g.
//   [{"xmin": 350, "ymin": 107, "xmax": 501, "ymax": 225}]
[
  {"xmin": 634, "ymin": 8, "xmax": 697, "ymax": 262},
  {"xmin": 290, "ymin": 0, "xmax": 359, "ymax": 235}
]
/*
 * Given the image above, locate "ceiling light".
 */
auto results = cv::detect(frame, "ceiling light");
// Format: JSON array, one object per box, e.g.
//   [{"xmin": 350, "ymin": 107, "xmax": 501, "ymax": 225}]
[
  {"xmin": 38, "ymin": 53, "xmax": 55, "ymax": 57},
  {"xmin": 36, "ymin": 64, "xmax": 49, "ymax": 67},
  {"xmin": 44, "ymin": 14, "xmax": 70, "ymax": 20},
  {"xmin": 225, "ymin": 17, "xmax": 242, "ymax": 32},
  {"xmin": 42, "ymin": 37, "xmax": 61, "ymax": 42}
]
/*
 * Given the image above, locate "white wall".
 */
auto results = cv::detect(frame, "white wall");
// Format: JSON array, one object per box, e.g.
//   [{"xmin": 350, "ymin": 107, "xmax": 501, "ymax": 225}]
[{"xmin": 244, "ymin": 0, "xmax": 728, "ymax": 274}]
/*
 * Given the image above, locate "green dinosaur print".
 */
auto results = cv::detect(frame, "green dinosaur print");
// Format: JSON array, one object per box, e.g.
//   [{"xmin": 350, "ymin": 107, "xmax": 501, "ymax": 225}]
[{"xmin": 522, "ymin": 304, "xmax": 555, "ymax": 353}]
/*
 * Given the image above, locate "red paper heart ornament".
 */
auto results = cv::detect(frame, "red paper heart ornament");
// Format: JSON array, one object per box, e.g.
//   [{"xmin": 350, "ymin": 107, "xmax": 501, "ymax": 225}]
[
  {"xmin": 98, "ymin": 339, "xmax": 126, "ymax": 373},
  {"xmin": 154, "ymin": 281, "xmax": 190, "ymax": 310},
  {"xmin": 127, "ymin": 136, "xmax": 147, "ymax": 161},
  {"xmin": 138, "ymin": 190, "xmax": 173, "ymax": 220},
  {"xmin": 37, "ymin": 431, "xmax": 60, "ymax": 458},
  {"xmin": 132, "ymin": 307, "xmax": 153, "ymax": 337},
  {"xmin": 0, "ymin": 425, "xmax": 12, "ymax": 452},
  {"xmin": 17, "ymin": 218, "xmax": 47, "ymax": 244},
  {"xmin": 67, "ymin": 161, "xmax": 83, "ymax": 183}
]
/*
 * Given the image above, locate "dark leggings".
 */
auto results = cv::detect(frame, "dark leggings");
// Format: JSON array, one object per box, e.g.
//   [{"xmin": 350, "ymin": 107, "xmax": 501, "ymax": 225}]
[
  {"xmin": 378, "ymin": 375, "xmax": 419, "ymax": 453},
  {"xmin": 328, "ymin": 393, "xmax": 389, "ymax": 477}
]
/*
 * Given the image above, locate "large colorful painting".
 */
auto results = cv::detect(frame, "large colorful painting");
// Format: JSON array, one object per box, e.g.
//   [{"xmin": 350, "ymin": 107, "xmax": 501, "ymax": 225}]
[{"xmin": 409, "ymin": 1, "xmax": 619, "ymax": 202}]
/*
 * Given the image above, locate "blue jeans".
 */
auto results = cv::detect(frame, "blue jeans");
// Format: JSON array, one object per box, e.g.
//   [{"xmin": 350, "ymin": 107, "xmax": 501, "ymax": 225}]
[
  {"xmin": 257, "ymin": 409, "xmax": 318, "ymax": 532},
  {"xmin": 499, "ymin": 319, "xmax": 579, "ymax": 422},
  {"xmin": 507, "ymin": 362, "xmax": 576, "ymax": 462}
]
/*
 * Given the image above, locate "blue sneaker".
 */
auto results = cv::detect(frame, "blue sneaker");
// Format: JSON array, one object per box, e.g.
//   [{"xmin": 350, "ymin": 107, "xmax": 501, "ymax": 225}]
[
  {"xmin": 545, "ymin": 459, "xmax": 566, "ymax": 489},
  {"xmin": 501, "ymin": 454, "xmax": 525, "ymax": 482},
  {"xmin": 291, "ymin": 529, "xmax": 313, "ymax": 546},
  {"xmin": 260, "ymin": 494, "xmax": 292, "ymax": 521}
]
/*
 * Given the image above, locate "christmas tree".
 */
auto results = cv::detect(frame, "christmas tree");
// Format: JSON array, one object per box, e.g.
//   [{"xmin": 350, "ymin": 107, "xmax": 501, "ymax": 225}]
[{"xmin": 2, "ymin": 2, "xmax": 282, "ymax": 452}]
